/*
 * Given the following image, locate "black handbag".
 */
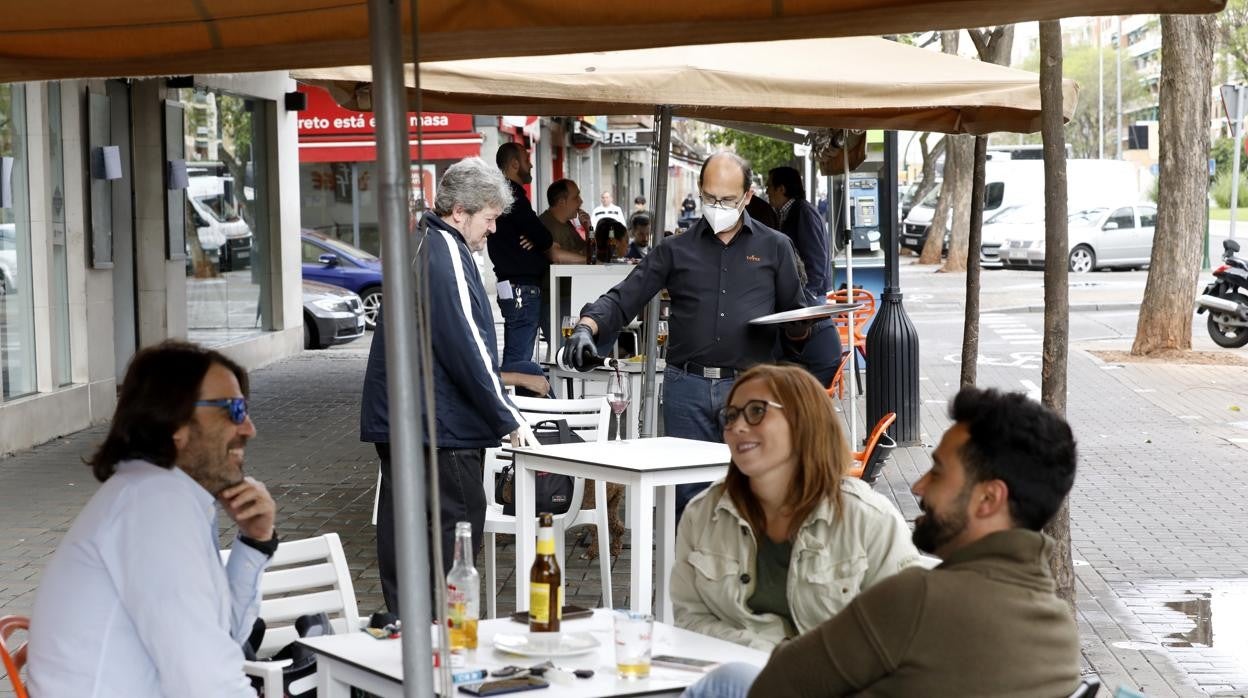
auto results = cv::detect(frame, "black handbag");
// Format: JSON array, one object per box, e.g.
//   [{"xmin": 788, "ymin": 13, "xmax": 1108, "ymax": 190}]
[{"xmin": 494, "ymin": 419, "xmax": 582, "ymax": 516}]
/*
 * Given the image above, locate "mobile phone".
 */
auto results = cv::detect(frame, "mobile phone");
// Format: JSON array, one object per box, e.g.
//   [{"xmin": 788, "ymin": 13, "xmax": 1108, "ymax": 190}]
[
  {"xmin": 508, "ymin": 605, "xmax": 594, "ymax": 624},
  {"xmin": 650, "ymin": 655, "xmax": 720, "ymax": 673},
  {"xmin": 458, "ymin": 676, "xmax": 550, "ymax": 695}
]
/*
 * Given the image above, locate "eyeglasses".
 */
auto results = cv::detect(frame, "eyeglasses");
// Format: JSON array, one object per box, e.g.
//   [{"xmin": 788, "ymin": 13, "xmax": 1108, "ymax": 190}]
[
  {"xmin": 699, "ymin": 193, "xmax": 744, "ymax": 208},
  {"xmin": 718, "ymin": 400, "xmax": 784, "ymax": 428},
  {"xmin": 195, "ymin": 397, "xmax": 249, "ymax": 425}
]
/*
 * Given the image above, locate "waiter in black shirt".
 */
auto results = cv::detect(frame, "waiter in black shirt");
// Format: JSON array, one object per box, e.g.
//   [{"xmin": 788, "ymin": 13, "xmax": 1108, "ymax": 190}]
[
  {"xmin": 563, "ymin": 152, "xmax": 806, "ymax": 519},
  {"xmin": 489, "ymin": 143, "xmax": 583, "ymax": 374}
]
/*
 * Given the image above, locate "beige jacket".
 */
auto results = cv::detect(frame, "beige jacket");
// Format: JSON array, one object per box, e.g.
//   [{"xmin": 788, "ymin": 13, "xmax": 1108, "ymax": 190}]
[{"xmin": 671, "ymin": 478, "xmax": 921, "ymax": 652}]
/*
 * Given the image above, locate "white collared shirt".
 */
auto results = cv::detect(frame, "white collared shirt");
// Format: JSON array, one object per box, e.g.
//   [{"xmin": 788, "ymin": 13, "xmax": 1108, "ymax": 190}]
[{"xmin": 27, "ymin": 460, "xmax": 267, "ymax": 697}]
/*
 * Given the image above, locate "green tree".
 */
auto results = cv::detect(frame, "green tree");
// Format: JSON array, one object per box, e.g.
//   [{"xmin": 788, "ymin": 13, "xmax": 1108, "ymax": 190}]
[
  {"xmin": 1021, "ymin": 43, "xmax": 1147, "ymax": 158},
  {"xmin": 706, "ymin": 128, "xmax": 794, "ymax": 177},
  {"xmin": 1217, "ymin": 0, "xmax": 1248, "ymax": 78}
]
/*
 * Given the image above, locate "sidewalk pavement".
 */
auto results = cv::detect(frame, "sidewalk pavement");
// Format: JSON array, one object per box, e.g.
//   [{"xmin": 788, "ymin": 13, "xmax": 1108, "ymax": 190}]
[{"xmin": 4, "ymin": 321, "xmax": 1248, "ymax": 695}]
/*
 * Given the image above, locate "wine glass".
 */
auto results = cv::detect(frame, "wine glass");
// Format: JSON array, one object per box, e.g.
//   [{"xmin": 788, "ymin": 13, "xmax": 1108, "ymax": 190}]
[
  {"xmin": 561, "ymin": 316, "xmax": 576, "ymax": 340},
  {"xmin": 606, "ymin": 371, "xmax": 631, "ymax": 440},
  {"xmin": 655, "ymin": 321, "xmax": 669, "ymax": 358}
]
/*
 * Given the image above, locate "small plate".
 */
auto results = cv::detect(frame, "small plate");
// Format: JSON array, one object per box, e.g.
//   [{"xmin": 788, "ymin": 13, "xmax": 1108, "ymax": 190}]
[
  {"xmin": 748, "ymin": 303, "xmax": 864, "ymax": 326},
  {"xmin": 492, "ymin": 632, "xmax": 601, "ymax": 658}
]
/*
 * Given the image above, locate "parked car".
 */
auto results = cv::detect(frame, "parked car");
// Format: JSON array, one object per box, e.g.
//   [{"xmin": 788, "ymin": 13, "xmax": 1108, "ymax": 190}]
[
  {"xmin": 187, "ymin": 172, "xmax": 252, "ymax": 272},
  {"xmin": 302, "ymin": 280, "xmax": 365, "ymax": 350},
  {"xmin": 979, "ymin": 204, "xmax": 1045, "ymax": 267},
  {"xmin": 301, "ymin": 230, "xmax": 383, "ymax": 330},
  {"xmin": 0, "ymin": 224, "xmax": 16, "ymax": 296},
  {"xmin": 999, "ymin": 203, "xmax": 1157, "ymax": 273}
]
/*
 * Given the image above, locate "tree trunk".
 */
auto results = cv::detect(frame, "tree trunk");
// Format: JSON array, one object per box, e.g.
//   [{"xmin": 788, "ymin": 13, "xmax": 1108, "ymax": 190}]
[
  {"xmin": 1038, "ymin": 19, "xmax": 1075, "ymax": 613},
  {"xmin": 1131, "ymin": 14, "xmax": 1215, "ymax": 356},
  {"xmin": 919, "ymin": 31, "xmax": 969, "ymax": 266},
  {"xmin": 960, "ymin": 136, "xmax": 988, "ymax": 387},
  {"xmin": 937, "ymin": 136, "xmax": 974, "ymax": 272},
  {"xmin": 911, "ymin": 133, "xmax": 945, "ymax": 211}
]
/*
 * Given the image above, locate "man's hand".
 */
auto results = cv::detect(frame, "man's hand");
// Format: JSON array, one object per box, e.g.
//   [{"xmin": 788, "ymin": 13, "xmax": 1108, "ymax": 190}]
[
  {"xmin": 562, "ymin": 323, "xmax": 597, "ymax": 372},
  {"xmin": 576, "ymin": 210, "xmax": 592, "ymax": 232},
  {"xmin": 518, "ymin": 373, "xmax": 551, "ymax": 395},
  {"xmin": 510, "ymin": 422, "xmax": 538, "ymax": 447},
  {"xmin": 219, "ymin": 477, "xmax": 276, "ymax": 541},
  {"xmin": 782, "ymin": 319, "xmax": 815, "ymax": 342},
  {"xmin": 519, "ymin": 235, "xmax": 535, "ymax": 251}
]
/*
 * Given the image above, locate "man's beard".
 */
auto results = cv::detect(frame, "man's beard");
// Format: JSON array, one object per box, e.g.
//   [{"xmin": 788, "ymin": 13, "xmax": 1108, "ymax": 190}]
[
  {"xmin": 911, "ymin": 484, "xmax": 972, "ymax": 555},
  {"xmin": 520, "ymin": 169, "xmax": 533, "ymax": 185},
  {"xmin": 181, "ymin": 422, "xmax": 247, "ymax": 495}
]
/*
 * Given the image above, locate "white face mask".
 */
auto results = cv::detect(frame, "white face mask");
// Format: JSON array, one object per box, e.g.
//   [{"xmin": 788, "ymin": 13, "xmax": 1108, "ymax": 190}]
[{"xmin": 703, "ymin": 200, "xmax": 743, "ymax": 233}]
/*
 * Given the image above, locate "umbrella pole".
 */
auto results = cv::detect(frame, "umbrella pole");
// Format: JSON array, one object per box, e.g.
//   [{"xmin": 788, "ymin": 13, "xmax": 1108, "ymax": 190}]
[
  {"xmin": 641, "ymin": 106, "xmax": 673, "ymax": 437},
  {"xmin": 369, "ymin": 0, "xmax": 434, "ymax": 694},
  {"xmin": 843, "ymin": 131, "xmax": 858, "ymax": 447}
]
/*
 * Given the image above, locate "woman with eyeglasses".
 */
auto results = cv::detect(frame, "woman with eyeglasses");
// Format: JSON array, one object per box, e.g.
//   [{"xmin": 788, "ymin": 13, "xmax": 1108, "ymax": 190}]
[{"xmin": 670, "ymin": 364, "xmax": 920, "ymax": 651}]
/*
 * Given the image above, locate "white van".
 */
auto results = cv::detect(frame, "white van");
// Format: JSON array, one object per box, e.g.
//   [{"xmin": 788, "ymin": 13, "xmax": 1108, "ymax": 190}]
[
  {"xmin": 187, "ymin": 172, "xmax": 252, "ymax": 271},
  {"xmin": 900, "ymin": 159, "xmax": 1144, "ymax": 253}
]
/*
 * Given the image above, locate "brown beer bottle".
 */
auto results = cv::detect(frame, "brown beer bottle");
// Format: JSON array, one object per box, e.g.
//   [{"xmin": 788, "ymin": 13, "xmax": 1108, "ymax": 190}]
[{"xmin": 529, "ymin": 512, "xmax": 562, "ymax": 632}]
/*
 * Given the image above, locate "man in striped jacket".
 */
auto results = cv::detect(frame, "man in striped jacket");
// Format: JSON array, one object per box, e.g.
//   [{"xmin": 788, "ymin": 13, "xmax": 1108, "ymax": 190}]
[{"xmin": 361, "ymin": 157, "xmax": 533, "ymax": 616}]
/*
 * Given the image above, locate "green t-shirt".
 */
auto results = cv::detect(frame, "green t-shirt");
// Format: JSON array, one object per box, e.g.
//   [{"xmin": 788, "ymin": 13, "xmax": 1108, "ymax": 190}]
[{"xmin": 747, "ymin": 535, "xmax": 795, "ymax": 637}]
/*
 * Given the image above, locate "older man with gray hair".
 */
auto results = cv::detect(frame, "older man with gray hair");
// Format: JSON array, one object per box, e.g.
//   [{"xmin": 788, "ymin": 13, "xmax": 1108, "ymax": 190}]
[{"xmin": 361, "ymin": 156, "xmax": 535, "ymax": 615}]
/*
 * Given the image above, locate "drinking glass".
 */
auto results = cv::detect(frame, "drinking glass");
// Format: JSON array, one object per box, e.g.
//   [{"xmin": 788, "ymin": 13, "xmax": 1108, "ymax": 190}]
[
  {"xmin": 614, "ymin": 611, "xmax": 654, "ymax": 679},
  {"xmin": 561, "ymin": 316, "xmax": 576, "ymax": 340},
  {"xmin": 606, "ymin": 371, "xmax": 631, "ymax": 440},
  {"xmin": 656, "ymin": 321, "xmax": 669, "ymax": 357}
]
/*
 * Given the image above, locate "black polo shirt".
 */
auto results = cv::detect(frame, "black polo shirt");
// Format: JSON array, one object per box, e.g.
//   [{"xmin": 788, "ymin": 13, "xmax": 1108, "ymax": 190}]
[
  {"xmin": 488, "ymin": 180, "xmax": 552, "ymax": 286},
  {"xmin": 582, "ymin": 213, "xmax": 806, "ymax": 369}
]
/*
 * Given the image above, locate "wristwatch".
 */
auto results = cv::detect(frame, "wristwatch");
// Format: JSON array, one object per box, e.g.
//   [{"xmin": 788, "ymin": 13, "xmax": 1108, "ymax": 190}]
[{"xmin": 239, "ymin": 529, "xmax": 280, "ymax": 557}]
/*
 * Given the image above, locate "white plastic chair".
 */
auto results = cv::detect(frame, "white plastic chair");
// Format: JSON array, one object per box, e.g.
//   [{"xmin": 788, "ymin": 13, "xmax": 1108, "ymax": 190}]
[
  {"xmin": 221, "ymin": 533, "xmax": 366, "ymax": 698},
  {"xmin": 482, "ymin": 394, "xmax": 613, "ymax": 619}
]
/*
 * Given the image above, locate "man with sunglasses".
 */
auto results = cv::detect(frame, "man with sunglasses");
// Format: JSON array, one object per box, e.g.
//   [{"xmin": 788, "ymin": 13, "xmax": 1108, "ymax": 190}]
[
  {"xmin": 28, "ymin": 341, "xmax": 275, "ymax": 697},
  {"xmin": 565, "ymin": 152, "xmax": 806, "ymax": 520}
]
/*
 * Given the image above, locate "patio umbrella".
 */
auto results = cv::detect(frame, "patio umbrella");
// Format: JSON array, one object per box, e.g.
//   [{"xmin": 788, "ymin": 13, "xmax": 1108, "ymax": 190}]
[{"xmin": 0, "ymin": 0, "xmax": 1223, "ymax": 82}]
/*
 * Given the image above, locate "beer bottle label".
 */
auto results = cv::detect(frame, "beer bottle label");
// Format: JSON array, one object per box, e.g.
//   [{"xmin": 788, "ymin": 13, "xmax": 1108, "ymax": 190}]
[
  {"xmin": 537, "ymin": 531, "xmax": 555, "ymax": 556},
  {"xmin": 530, "ymin": 582, "xmax": 551, "ymax": 624},
  {"xmin": 557, "ymin": 585, "xmax": 563, "ymax": 620}
]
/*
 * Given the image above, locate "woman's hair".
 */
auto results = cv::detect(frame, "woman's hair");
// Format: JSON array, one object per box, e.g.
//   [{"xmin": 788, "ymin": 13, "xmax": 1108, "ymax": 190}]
[
  {"xmin": 87, "ymin": 341, "xmax": 248, "ymax": 483},
  {"xmin": 723, "ymin": 364, "xmax": 851, "ymax": 541},
  {"xmin": 433, "ymin": 156, "xmax": 514, "ymax": 217}
]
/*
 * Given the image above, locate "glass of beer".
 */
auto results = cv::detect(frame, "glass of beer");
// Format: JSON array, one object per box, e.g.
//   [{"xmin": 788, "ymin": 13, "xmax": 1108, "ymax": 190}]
[
  {"xmin": 656, "ymin": 321, "xmax": 669, "ymax": 349},
  {"xmin": 561, "ymin": 316, "xmax": 576, "ymax": 340},
  {"xmin": 614, "ymin": 611, "xmax": 654, "ymax": 679}
]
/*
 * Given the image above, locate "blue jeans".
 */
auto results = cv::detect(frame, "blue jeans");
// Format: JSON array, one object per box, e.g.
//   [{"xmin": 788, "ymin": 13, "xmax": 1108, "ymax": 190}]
[
  {"xmin": 497, "ymin": 283, "xmax": 542, "ymax": 371},
  {"xmin": 682, "ymin": 662, "xmax": 763, "ymax": 698},
  {"xmin": 662, "ymin": 365, "xmax": 736, "ymax": 520}
]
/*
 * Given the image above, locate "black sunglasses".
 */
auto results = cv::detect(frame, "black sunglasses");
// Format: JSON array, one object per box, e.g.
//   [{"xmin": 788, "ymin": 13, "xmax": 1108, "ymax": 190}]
[
  {"xmin": 718, "ymin": 400, "xmax": 784, "ymax": 428},
  {"xmin": 195, "ymin": 397, "xmax": 249, "ymax": 425}
]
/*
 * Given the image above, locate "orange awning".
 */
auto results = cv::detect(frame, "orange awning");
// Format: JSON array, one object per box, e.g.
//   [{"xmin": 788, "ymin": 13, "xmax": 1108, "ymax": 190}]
[{"xmin": 0, "ymin": 1, "xmax": 1225, "ymax": 83}]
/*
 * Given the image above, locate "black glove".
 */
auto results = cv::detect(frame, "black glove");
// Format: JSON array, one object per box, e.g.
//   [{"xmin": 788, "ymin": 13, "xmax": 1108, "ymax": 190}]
[{"xmin": 563, "ymin": 324, "xmax": 598, "ymax": 372}]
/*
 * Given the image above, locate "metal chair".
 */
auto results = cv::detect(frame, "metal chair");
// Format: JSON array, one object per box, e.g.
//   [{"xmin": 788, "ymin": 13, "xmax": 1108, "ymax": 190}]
[
  {"xmin": 481, "ymin": 395, "xmax": 613, "ymax": 618},
  {"xmin": 848, "ymin": 412, "xmax": 896, "ymax": 484},
  {"xmin": 0, "ymin": 615, "xmax": 30, "ymax": 698}
]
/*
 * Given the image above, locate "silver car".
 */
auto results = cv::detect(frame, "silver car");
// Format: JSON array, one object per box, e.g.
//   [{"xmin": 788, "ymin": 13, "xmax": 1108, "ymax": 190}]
[{"xmin": 999, "ymin": 204, "xmax": 1157, "ymax": 273}]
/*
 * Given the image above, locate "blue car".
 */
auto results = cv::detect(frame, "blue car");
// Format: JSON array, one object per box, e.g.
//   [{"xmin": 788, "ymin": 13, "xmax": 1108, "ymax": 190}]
[{"xmin": 301, "ymin": 230, "xmax": 383, "ymax": 330}]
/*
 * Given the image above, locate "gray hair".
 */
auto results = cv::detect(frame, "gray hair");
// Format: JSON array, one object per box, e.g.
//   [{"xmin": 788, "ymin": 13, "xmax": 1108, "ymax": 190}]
[{"xmin": 434, "ymin": 157, "xmax": 514, "ymax": 217}]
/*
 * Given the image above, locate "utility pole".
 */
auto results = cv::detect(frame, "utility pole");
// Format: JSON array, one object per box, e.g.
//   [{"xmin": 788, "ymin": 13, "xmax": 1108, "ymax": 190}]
[{"xmin": 1116, "ymin": 16, "xmax": 1124, "ymax": 159}]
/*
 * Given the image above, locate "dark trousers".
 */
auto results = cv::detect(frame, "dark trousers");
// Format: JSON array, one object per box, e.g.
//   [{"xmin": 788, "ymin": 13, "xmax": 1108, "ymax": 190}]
[{"xmin": 375, "ymin": 442, "xmax": 486, "ymax": 617}]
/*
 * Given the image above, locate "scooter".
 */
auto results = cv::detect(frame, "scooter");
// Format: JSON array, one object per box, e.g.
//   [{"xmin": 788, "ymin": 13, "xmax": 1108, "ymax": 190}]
[{"xmin": 1195, "ymin": 238, "xmax": 1248, "ymax": 348}]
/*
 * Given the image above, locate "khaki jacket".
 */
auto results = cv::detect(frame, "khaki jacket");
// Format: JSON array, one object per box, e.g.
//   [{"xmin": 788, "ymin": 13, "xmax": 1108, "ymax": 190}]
[{"xmin": 671, "ymin": 478, "xmax": 921, "ymax": 652}]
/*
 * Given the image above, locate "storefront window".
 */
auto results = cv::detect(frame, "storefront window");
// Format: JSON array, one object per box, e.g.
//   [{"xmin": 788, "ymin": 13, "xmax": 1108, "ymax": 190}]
[
  {"xmin": 177, "ymin": 88, "xmax": 271, "ymax": 346},
  {"xmin": 48, "ymin": 83, "xmax": 72, "ymax": 387},
  {"xmin": 0, "ymin": 84, "xmax": 35, "ymax": 401}
]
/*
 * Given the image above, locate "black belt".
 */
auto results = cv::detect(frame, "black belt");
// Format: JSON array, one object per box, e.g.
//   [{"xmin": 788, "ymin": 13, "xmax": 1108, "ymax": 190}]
[{"xmin": 680, "ymin": 361, "xmax": 738, "ymax": 380}]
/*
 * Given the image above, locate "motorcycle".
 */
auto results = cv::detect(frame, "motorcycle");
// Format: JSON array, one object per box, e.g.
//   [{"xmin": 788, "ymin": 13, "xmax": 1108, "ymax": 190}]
[{"xmin": 1195, "ymin": 238, "xmax": 1248, "ymax": 348}]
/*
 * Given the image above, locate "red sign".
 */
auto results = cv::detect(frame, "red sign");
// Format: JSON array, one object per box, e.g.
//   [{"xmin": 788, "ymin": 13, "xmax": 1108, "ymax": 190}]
[{"xmin": 297, "ymin": 85, "xmax": 471, "ymax": 137}]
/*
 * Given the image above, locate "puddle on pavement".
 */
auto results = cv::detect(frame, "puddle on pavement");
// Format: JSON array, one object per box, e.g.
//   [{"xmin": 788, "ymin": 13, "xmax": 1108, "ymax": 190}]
[
  {"xmin": 1160, "ymin": 589, "xmax": 1248, "ymax": 653},
  {"xmin": 1122, "ymin": 581, "xmax": 1248, "ymax": 691}
]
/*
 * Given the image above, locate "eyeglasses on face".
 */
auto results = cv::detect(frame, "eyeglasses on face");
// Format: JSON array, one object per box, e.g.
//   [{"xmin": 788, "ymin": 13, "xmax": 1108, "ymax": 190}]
[
  {"xmin": 718, "ymin": 400, "xmax": 784, "ymax": 428},
  {"xmin": 699, "ymin": 193, "xmax": 744, "ymax": 208},
  {"xmin": 195, "ymin": 397, "xmax": 249, "ymax": 425}
]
